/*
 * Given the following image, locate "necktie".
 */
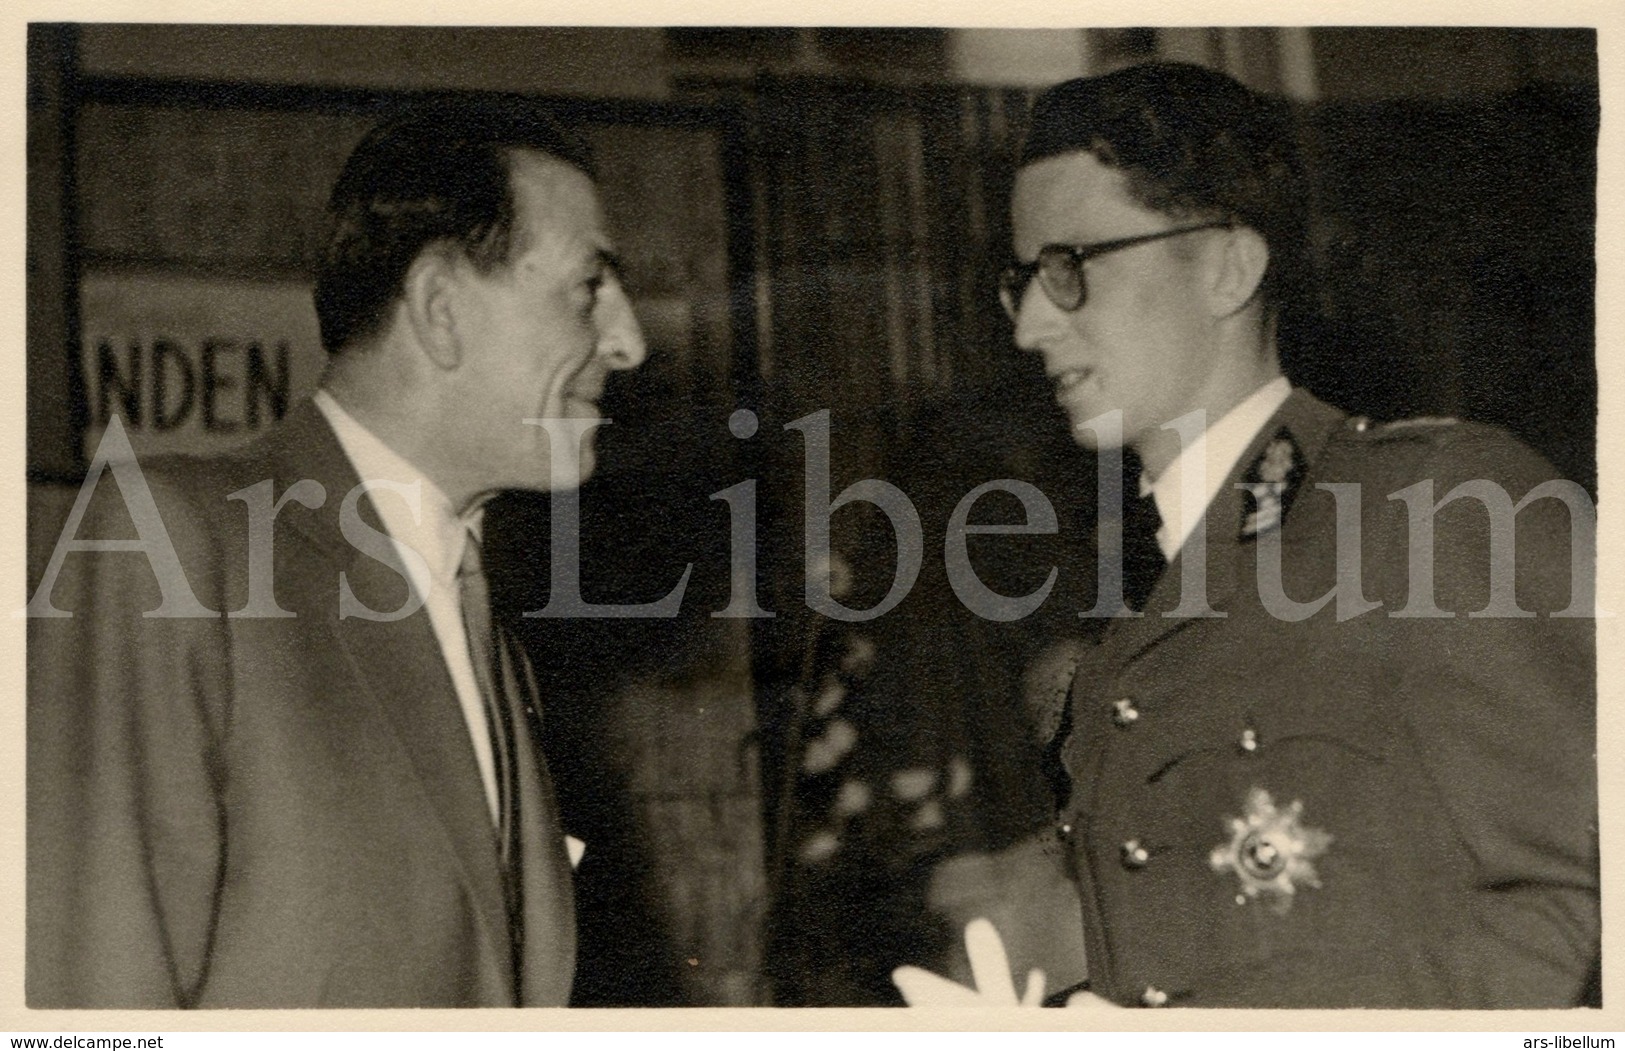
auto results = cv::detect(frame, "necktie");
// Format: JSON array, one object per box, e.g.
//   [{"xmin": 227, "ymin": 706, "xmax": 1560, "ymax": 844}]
[
  {"xmin": 461, "ymin": 529, "xmax": 578, "ymax": 1004},
  {"xmin": 1119, "ymin": 450, "xmax": 1168, "ymax": 613},
  {"xmin": 458, "ymin": 529, "xmax": 524, "ymax": 959}
]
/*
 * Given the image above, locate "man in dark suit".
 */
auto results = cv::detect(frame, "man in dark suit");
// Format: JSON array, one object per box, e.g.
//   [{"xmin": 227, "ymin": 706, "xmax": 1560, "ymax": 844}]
[
  {"xmin": 26, "ymin": 104, "xmax": 646, "ymax": 1006},
  {"xmin": 999, "ymin": 63, "xmax": 1597, "ymax": 1007}
]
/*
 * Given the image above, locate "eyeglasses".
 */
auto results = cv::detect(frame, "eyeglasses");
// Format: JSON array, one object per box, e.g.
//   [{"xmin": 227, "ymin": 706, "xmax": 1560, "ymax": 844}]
[{"xmin": 998, "ymin": 221, "xmax": 1232, "ymax": 319}]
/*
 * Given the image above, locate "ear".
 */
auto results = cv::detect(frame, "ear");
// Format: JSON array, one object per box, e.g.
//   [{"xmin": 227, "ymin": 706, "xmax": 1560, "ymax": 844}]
[
  {"xmin": 1208, "ymin": 226, "xmax": 1270, "ymax": 318},
  {"xmin": 400, "ymin": 247, "xmax": 465, "ymax": 371}
]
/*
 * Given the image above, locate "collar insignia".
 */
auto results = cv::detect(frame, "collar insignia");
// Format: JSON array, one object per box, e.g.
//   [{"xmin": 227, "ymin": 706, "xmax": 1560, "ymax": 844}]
[
  {"xmin": 1209, "ymin": 787, "xmax": 1331, "ymax": 913},
  {"xmin": 1238, "ymin": 428, "xmax": 1305, "ymax": 541}
]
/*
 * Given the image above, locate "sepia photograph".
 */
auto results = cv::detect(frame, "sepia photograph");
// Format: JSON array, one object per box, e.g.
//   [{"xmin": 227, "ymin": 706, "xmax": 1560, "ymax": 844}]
[{"xmin": 16, "ymin": 18, "xmax": 1608, "ymax": 1022}]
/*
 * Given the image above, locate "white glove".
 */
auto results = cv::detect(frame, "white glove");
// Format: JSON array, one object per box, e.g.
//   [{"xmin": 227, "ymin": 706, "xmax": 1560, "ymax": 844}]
[
  {"xmin": 892, "ymin": 917, "xmax": 1124, "ymax": 1009},
  {"xmin": 891, "ymin": 918, "xmax": 1046, "ymax": 1006}
]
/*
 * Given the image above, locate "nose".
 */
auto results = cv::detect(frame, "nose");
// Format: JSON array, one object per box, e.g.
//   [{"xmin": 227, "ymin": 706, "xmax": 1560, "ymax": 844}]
[
  {"xmin": 595, "ymin": 274, "xmax": 647, "ymax": 370},
  {"xmin": 1010, "ymin": 280, "xmax": 1070, "ymax": 356}
]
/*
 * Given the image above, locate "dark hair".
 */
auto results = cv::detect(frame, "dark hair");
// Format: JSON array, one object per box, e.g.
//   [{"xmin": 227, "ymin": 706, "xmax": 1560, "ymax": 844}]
[
  {"xmin": 1021, "ymin": 62, "xmax": 1308, "ymax": 314},
  {"xmin": 314, "ymin": 100, "xmax": 594, "ymax": 354}
]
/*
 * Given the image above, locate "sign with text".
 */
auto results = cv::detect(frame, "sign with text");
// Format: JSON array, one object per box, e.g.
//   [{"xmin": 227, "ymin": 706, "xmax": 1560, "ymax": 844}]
[{"xmin": 80, "ymin": 272, "xmax": 327, "ymax": 461}]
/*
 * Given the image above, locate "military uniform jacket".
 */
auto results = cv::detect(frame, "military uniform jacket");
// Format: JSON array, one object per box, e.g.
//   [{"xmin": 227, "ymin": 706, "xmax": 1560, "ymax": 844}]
[
  {"xmin": 1058, "ymin": 388, "xmax": 1597, "ymax": 1008},
  {"xmin": 27, "ymin": 401, "xmax": 576, "ymax": 1007}
]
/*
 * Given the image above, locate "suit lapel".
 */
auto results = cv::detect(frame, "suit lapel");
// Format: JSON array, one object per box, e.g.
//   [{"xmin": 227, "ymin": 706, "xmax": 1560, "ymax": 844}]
[
  {"xmin": 265, "ymin": 401, "xmax": 515, "ymax": 992},
  {"xmin": 504, "ymin": 641, "xmax": 576, "ymax": 1005},
  {"xmin": 333, "ymin": 553, "xmax": 513, "ymax": 960}
]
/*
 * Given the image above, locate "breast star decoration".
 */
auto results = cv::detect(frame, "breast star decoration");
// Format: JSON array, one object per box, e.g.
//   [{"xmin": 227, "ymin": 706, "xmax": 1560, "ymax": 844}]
[{"xmin": 1209, "ymin": 787, "xmax": 1332, "ymax": 913}]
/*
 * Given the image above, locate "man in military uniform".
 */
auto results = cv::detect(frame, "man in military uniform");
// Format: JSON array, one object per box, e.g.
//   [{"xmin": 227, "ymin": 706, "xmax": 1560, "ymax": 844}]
[{"xmin": 1001, "ymin": 63, "xmax": 1597, "ymax": 1007}]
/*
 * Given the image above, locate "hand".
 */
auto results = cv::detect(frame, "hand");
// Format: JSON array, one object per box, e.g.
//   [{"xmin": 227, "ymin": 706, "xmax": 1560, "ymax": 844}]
[{"xmin": 892, "ymin": 918, "xmax": 1046, "ymax": 1007}]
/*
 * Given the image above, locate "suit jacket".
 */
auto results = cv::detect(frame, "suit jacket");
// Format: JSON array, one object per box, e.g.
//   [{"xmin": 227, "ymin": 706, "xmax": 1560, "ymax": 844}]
[
  {"xmin": 1057, "ymin": 389, "xmax": 1597, "ymax": 1008},
  {"xmin": 27, "ymin": 401, "xmax": 575, "ymax": 1007}
]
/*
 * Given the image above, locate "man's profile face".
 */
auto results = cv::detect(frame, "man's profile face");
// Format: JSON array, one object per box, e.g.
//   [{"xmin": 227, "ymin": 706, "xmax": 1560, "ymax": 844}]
[
  {"xmin": 446, "ymin": 148, "xmax": 646, "ymax": 494},
  {"xmin": 1009, "ymin": 149, "xmax": 1226, "ymax": 458}
]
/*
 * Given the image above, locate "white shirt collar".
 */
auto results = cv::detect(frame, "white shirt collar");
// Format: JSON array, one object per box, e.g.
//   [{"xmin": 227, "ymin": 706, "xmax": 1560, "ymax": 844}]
[
  {"xmin": 1144, "ymin": 376, "xmax": 1292, "ymax": 560},
  {"xmin": 313, "ymin": 389, "xmax": 473, "ymax": 590}
]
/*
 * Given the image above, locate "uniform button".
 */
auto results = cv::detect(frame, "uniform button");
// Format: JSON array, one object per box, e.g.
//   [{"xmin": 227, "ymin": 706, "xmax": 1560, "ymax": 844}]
[
  {"xmin": 1120, "ymin": 839, "xmax": 1150, "ymax": 869},
  {"xmin": 1141, "ymin": 986, "xmax": 1169, "ymax": 1007},
  {"xmin": 1239, "ymin": 728, "xmax": 1259, "ymax": 753},
  {"xmin": 1059, "ymin": 822, "xmax": 1073, "ymax": 836},
  {"xmin": 1111, "ymin": 699, "xmax": 1139, "ymax": 727}
]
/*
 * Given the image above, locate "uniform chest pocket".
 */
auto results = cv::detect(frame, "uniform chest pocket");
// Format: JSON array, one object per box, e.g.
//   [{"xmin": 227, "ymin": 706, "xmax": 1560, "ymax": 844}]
[
  {"xmin": 1236, "ymin": 697, "xmax": 1391, "ymax": 767},
  {"xmin": 1131, "ymin": 695, "xmax": 1397, "ymax": 857},
  {"xmin": 1088, "ymin": 702, "xmax": 1382, "ymax": 903},
  {"xmin": 1138, "ymin": 689, "xmax": 1392, "ymax": 795}
]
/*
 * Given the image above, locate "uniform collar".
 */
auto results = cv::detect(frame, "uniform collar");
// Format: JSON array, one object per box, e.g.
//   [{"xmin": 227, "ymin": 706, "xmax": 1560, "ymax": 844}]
[{"xmin": 1144, "ymin": 376, "xmax": 1293, "ymax": 560}]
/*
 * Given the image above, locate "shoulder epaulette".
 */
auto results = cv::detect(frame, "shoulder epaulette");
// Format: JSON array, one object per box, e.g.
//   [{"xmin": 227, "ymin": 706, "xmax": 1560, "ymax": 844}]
[{"xmin": 1345, "ymin": 414, "xmax": 1461, "ymax": 437}]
